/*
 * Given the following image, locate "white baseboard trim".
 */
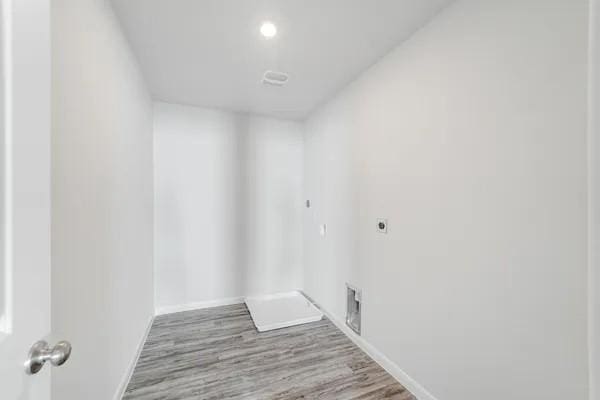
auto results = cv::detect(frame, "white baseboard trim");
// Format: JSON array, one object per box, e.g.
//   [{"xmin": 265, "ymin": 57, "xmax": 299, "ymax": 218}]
[
  {"xmin": 155, "ymin": 296, "xmax": 245, "ymax": 316},
  {"xmin": 302, "ymin": 291, "xmax": 439, "ymax": 400},
  {"xmin": 113, "ymin": 314, "xmax": 154, "ymax": 400}
]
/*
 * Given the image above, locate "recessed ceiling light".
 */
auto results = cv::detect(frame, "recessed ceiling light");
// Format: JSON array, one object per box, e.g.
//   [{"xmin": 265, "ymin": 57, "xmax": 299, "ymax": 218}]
[{"xmin": 260, "ymin": 21, "xmax": 277, "ymax": 39}]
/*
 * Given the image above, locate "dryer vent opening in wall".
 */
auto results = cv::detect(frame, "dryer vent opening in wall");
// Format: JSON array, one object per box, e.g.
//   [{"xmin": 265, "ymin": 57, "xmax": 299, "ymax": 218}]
[
  {"xmin": 262, "ymin": 70, "xmax": 289, "ymax": 86},
  {"xmin": 346, "ymin": 284, "xmax": 361, "ymax": 335}
]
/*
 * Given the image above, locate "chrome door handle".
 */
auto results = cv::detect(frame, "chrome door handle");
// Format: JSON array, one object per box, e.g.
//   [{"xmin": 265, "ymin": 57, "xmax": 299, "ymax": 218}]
[{"xmin": 24, "ymin": 340, "xmax": 72, "ymax": 375}]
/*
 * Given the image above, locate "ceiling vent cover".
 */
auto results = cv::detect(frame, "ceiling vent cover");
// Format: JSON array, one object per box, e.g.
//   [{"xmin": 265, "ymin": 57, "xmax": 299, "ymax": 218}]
[{"xmin": 262, "ymin": 70, "xmax": 289, "ymax": 87}]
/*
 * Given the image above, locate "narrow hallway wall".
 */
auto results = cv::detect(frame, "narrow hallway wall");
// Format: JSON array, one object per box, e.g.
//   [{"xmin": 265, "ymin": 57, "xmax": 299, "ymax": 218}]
[{"xmin": 51, "ymin": 0, "xmax": 154, "ymax": 399}]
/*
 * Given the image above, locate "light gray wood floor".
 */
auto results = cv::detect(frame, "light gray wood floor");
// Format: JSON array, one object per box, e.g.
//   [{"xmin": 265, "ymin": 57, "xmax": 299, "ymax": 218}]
[{"xmin": 123, "ymin": 303, "xmax": 415, "ymax": 400}]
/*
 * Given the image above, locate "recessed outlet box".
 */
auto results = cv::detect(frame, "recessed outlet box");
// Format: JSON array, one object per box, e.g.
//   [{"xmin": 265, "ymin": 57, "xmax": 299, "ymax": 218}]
[
  {"xmin": 346, "ymin": 284, "xmax": 362, "ymax": 335},
  {"xmin": 377, "ymin": 218, "xmax": 388, "ymax": 233}
]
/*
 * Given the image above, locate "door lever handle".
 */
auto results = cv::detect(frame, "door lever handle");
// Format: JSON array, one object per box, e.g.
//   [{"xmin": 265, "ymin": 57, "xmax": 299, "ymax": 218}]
[{"xmin": 24, "ymin": 340, "xmax": 72, "ymax": 375}]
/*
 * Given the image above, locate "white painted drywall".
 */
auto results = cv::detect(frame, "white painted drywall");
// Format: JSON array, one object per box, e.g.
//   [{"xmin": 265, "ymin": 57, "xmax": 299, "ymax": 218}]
[
  {"xmin": 51, "ymin": 1, "xmax": 154, "ymax": 399},
  {"xmin": 154, "ymin": 102, "xmax": 303, "ymax": 311},
  {"xmin": 589, "ymin": 0, "xmax": 600, "ymax": 398},
  {"xmin": 303, "ymin": 1, "xmax": 589, "ymax": 399},
  {"xmin": 0, "ymin": 0, "xmax": 5, "ymax": 333}
]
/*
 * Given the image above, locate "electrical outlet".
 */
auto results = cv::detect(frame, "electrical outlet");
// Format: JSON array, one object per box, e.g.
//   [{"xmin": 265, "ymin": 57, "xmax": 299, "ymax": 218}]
[{"xmin": 377, "ymin": 218, "xmax": 387, "ymax": 233}]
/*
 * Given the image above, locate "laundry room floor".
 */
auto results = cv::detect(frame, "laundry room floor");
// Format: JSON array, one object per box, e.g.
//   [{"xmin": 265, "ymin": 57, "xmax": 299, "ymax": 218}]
[{"xmin": 122, "ymin": 304, "xmax": 414, "ymax": 400}]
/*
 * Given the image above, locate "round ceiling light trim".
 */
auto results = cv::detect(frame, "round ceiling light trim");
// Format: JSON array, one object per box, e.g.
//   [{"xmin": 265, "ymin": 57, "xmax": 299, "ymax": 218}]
[{"xmin": 260, "ymin": 21, "xmax": 277, "ymax": 39}]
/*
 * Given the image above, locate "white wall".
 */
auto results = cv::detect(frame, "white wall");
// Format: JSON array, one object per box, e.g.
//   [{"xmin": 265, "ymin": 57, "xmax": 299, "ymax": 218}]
[
  {"xmin": 0, "ymin": 0, "xmax": 6, "ymax": 332},
  {"xmin": 51, "ymin": 1, "xmax": 154, "ymax": 399},
  {"xmin": 154, "ymin": 102, "xmax": 303, "ymax": 312},
  {"xmin": 589, "ymin": 0, "xmax": 600, "ymax": 397},
  {"xmin": 303, "ymin": 1, "xmax": 589, "ymax": 399}
]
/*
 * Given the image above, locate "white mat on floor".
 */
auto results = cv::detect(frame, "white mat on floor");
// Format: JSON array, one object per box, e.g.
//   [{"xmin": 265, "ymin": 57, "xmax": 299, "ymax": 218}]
[{"xmin": 245, "ymin": 291, "xmax": 323, "ymax": 332}]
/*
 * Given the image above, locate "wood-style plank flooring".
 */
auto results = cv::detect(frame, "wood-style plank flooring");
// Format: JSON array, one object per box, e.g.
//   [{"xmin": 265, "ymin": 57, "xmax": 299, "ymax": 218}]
[{"xmin": 123, "ymin": 304, "xmax": 415, "ymax": 400}]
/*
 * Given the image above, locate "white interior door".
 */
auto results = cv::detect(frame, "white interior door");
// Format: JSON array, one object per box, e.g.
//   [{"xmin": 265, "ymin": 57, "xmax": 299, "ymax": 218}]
[{"xmin": 0, "ymin": 0, "xmax": 52, "ymax": 399}]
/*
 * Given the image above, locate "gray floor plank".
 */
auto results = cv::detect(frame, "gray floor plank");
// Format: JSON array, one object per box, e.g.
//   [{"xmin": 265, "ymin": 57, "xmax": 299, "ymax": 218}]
[{"xmin": 123, "ymin": 304, "xmax": 415, "ymax": 400}]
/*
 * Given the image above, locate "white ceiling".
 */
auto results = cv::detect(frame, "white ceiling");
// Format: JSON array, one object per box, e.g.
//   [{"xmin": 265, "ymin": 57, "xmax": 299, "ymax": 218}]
[{"xmin": 111, "ymin": 0, "xmax": 452, "ymax": 120}]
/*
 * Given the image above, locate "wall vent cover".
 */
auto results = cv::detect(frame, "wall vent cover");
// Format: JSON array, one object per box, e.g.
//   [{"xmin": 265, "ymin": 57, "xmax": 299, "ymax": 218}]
[{"xmin": 262, "ymin": 70, "xmax": 289, "ymax": 86}]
